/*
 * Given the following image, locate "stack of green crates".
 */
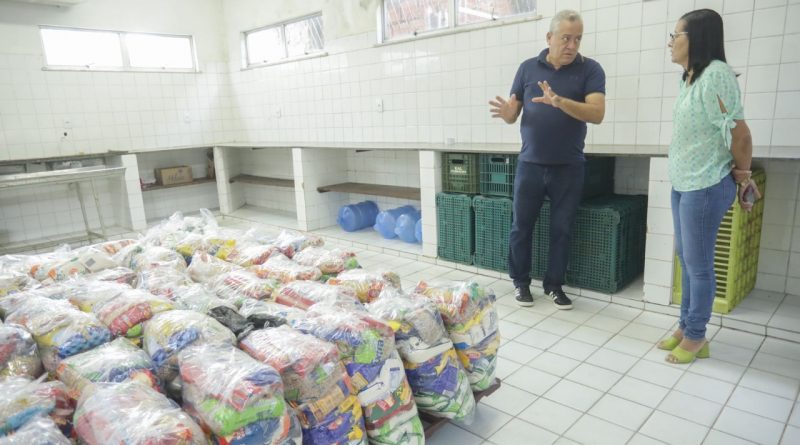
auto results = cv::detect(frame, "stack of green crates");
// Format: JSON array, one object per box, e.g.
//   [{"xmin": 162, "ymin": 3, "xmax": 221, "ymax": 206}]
[
  {"xmin": 473, "ymin": 195, "xmax": 513, "ymax": 271},
  {"xmin": 672, "ymin": 170, "xmax": 767, "ymax": 314},
  {"xmin": 479, "ymin": 154, "xmax": 518, "ymax": 197},
  {"xmin": 442, "ymin": 153, "xmax": 480, "ymax": 194},
  {"xmin": 531, "ymin": 194, "xmax": 648, "ymax": 293},
  {"xmin": 436, "ymin": 192, "xmax": 474, "ymax": 264}
]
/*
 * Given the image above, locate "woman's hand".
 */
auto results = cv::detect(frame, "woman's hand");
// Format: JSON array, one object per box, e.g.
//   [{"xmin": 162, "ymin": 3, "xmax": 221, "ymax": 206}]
[{"xmin": 738, "ymin": 180, "xmax": 762, "ymax": 212}]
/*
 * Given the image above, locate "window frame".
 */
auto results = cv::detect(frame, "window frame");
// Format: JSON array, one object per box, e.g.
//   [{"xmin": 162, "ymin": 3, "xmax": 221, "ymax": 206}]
[
  {"xmin": 39, "ymin": 25, "xmax": 198, "ymax": 73},
  {"xmin": 377, "ymin": 0, "xmax": 540, "ymax": 44},
  {"xmin": 242, "ymin": 12, "xmax": 326, "ymax": 70}
]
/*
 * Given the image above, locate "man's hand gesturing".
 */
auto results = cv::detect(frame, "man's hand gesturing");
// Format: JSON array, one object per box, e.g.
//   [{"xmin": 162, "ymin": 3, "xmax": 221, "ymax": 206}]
[{"xmin": 489, "ymin": 94, "xmax": 521, "ymax": 124}]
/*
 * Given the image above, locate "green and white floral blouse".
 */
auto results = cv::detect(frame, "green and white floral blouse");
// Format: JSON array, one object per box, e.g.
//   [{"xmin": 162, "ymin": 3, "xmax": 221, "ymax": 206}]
[{"xmin": 669, "ymin": 60, "xmax": 744, "ymax": 192}]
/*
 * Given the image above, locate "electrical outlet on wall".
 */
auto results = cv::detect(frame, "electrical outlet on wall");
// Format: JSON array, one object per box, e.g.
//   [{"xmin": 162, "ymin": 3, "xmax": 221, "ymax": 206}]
[
  {"xmin": 375, "ymin": 98, "xmax": 383, "ymax": 113},
  {"xmin": 63, "ymin": 119, "xmax": 72, "ymax": 129},
  {"xmin": 183, "ymin": 112, "xmax": 191, "ymax": 123}
]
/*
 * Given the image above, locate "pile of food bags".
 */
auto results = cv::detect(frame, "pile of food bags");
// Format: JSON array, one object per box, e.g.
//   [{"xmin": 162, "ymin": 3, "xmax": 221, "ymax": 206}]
[
  {"xmin": 178, "ymin": 344, "xmax": 302, "ymax": 444},
  {"xmin": 414, "ymin": 281, "xmax": 500, "ymax": 391},
  {"xmin": 293, "ymin": 307, "xmax": 424, "ymax": 445},
  {"xmin": 368, "ymin": 290, "xmax": 475, "ymax": 422},
  {"xmin": 73, "ymin": 381, "xmax": 206, "ymax": 445},
  {"xmin": 240, "ymin": 325, "xmax": 367, "ymax": 445}
]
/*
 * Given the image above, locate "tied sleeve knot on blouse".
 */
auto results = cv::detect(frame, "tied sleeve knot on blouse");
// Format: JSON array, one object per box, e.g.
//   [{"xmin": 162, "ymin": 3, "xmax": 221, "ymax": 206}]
[{"xmin": 669, "ymin": 60, "xmax": 744, "ymax": 192}]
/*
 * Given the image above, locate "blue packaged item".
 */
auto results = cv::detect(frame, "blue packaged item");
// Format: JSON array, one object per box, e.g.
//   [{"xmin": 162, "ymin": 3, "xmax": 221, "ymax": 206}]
[
  {"xmin": 414, "ymin": 219, "xmax": 422, "ymax": 244},
  {"xmin": 395, "ymin": 212, "xmax": 421, "ymax": 243},
  {"xmin": 373, "ymin": 206, "xmax": 417, "ymax": 239},
  {"xmin": 337, "ymin": 201, "xmax": 379, "ymax": 232}
]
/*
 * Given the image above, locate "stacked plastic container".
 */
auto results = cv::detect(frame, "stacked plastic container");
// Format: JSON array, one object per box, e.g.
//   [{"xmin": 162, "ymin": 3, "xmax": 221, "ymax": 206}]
[{"xmin": 673, "ymin": 170, "xmax": 767, "ymax": 313}]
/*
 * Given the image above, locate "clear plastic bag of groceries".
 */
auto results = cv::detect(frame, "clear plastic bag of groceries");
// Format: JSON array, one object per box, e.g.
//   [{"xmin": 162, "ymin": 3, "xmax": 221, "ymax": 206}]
[
  {"xmin": 4, "ymin": 297, "xmax": 112, "ymax": 372},
  {"xmin": 327, "ymin": 269, "xmax": 402, "ymax": 304},
  {"xmin": 117, "ymin": 245, "xmax": 187, "ymax": 273},
  {"xmin": 85, "ymin": 266, "xmax": 138, "ymax": 286},
  {"xmin": 0, "ymin": 288, "xmax": 66, "ymax": 318},
  {"xmin": 136, "ymin": 267, "xmax": 192, "ymax": 300},
  {"xmin": 171, "ymin": 284, "xmax": 237, "ymax": 314},
  {"xmin": 0, "ymin": 269, "xmax": 34, "ymax": 298},
  {"xmin": 272, "ymin": 230, "xmax": 324, "ymax": 258},
  {"xmin": 238, "ymin": 300, "xmax": 307, "ymax": 328},
  {"xmin": 142, "ymin": 310, "xmax": 236, "ymax": 384},
  {"xmin": 293, "ymin": 306, "xmax": 425, "ymax": 444},
  {"xmin": 0, "ymin": 377, "xmax": 73, "ymax": 437},
  {"xmin": 178, "ymin": 345, "xmax": 302, "ymax": 444},
  {"xmin": 29, "ymin": 244, "xmax": 117, "ymax": 283},
  {"xmin": 0, "ymin": 415, "xmax": 71, "ymax": 445},
  {"xmin": 56, "ymin": 337, "xmax": 160, "ymax": 400},
  {"xmin": 0, "ymin": 324, "xmax": 43, "ymax": 379},
  {"xmin": 239, "ymin": 325, "xmax": 367, "ymax": 445},
  {"xmin": 186, "ymin": 251, "xmax": 240, "ymax": 283},
  {"xmin": 91, "ymin": 288, "xmax": 174, "ymax": 338},
  {"xmin": 73, "ymin": 381, "xmax": 206, "ymax": 445},
  {"xmin": 250, "ymin": 253, "xmax": 322, "ymax": 283},
  {"xmin": 208, "ymin": 269, "xmax": 280, "ymax": 308},
  {"xmin": 173, "ymin": 227, "xmax": 242, "ymax": 264},
  {"xmin": 413, "ymin": 280, "xmax": 500, "ymax": 391},
  {"xmin": 221, "ymin": 241, "xmax": 280, "ymax": 267},
  {"xmin": 367, "ymin": 289, "xmax": 475, "ymax": 422},
  {"xmin": 275, "ymin": 281, "xmax": 363, "ymax": 312},
  {"xmin": 62, "ymin": 279, "xmax": 131, "ymax": 312},
  {"xmin": 292, "ymin": 247, "xmax": 359, "ymax": 275},
  {"xmin": 292, "ymin": 306, "xmax": 396, "ymax": 367}
]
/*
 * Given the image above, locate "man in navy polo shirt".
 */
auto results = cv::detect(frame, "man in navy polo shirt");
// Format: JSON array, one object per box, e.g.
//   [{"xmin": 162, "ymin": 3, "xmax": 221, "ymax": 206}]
[{"xmin": 489, "ymin": 10, "xmax": 606, "ymax": 310}]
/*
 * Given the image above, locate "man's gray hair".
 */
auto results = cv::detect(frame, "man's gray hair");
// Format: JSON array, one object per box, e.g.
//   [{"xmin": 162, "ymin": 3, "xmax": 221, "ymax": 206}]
[{"xmin": 550, "ymin": 9, "xmax": 582, "ymax": 33}]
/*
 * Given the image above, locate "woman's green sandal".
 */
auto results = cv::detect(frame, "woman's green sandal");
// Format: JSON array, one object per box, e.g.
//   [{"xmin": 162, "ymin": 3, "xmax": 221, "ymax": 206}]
[
  {"xmin": 657, "ymin": 336, "xmax": 681, "ymax": 351},
  {"xmin": 666, "ymin": 342, "xmax": 710, "ymax": 364}
]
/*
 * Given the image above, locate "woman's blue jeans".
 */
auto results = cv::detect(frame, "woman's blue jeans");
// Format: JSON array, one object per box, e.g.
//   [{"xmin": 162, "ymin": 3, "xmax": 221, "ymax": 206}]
[{"xmin": 671, "ymin": 174, "xmax": 736, "ymax": 341}]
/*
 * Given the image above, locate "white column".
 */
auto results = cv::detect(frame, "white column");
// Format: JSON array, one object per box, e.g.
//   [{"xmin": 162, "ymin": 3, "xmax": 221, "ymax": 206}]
[
  {"xmin": 294, "ymin": 148, "xmax": 348, "ymax": 231},
  {"xmin": 419, "ymin": 150, "xmax": 442, "ymax": 258},
  {"xmin": 643, "ymin": 156, "xmax": 675, "ymax": 305}
]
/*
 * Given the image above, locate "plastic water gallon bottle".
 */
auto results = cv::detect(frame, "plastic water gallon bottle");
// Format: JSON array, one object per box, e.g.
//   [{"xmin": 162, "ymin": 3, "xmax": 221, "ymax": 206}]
[
  {"xmin": 337, "ymin": 201, "xmax": 379, "ymax": 232},
  {"xmin": 414, "ymin": 218, "xmax": 422, "ymax": 244},
  {"xmin": 395, "ymin": 212, "xmax": 421, "ymax": 243},
  {"xmin": 374, "ymin": 205, "xmax": 417, "ymax": 239}
]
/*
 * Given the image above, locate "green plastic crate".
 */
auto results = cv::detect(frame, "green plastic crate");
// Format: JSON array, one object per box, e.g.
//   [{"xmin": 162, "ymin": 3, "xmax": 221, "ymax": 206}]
[
  {"xmin": 583, "ymin": 156, "xmax": 615, "ymax": 200},
  {"xmin": 479, "ymin": 154, "xmax": 518, "ymax": 197},
  {"xmin": 436, "ymin": 192, "xmax": 474, "ymax": 264},
  {"xmin": 473, "ymin": 195, "xmax": 513, "ymax": 272},
  {"xmin": 532, "ymin": 194, "xmax": 647, "ymax": 294},
  {"xmin": 442, "ymin": 153, "xmax": 480, "ymax": 194},
  {"xmin": 672, "ymin": 170, "xmax": 767, "ymax": 313}
]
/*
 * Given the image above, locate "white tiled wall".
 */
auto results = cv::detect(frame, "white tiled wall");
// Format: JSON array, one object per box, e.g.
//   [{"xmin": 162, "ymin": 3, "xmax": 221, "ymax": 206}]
[
  {"xmin": 346, "ymin": 150, "xmax": 422, "ymax": 214},
  {"xmin": 141, "ymin": 182, "xmax": 219, "ymax": 222},
  {"xmin": 136, "ymin": 149, "xmax": 219, "ymax": 221},
  {"xmin": 0, "ymin": 56, "xmax": 239, "ymax": 160},
  {"xmin": 0, "ymin": 177, "xmax": 121, "ymax": 245},
  {"xmin": 294, "ymin": 148, "xmax": 349, "ymax": 231},
  {"xmin": 755, "ymin": 159, "xmax": 800, "ymax": 294},
  {"xmin": 223, "ymin": 0, "xmax": 800, "ymax": 158},
  {"xmin": 239, "ymin": 148, "xmax": 296, "ymax": 214},
  {"xmin": 644, "ymin": 157, "xmax": 674, "ymax": 304},
  {"xmin": 0, "ymin": 0, "xmax": 239, "ymax": 160}
]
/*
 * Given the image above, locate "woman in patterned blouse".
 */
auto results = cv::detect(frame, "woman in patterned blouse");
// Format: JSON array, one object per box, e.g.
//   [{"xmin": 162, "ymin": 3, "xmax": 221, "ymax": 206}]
[{"xmin": 659, "ymin": 9, "xmax": 761, "ymax": 364}]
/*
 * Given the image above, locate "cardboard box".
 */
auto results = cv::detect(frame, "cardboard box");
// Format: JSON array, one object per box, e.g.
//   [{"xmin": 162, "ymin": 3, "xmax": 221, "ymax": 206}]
[{"xmin": 155, "ymin": 166, "xmax": 193, "ymax": 186}]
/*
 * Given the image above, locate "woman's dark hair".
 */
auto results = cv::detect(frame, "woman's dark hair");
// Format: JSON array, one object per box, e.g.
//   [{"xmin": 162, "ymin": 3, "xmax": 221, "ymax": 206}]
[{"xmin": 680, "ymin": 9, "xmax": 726, "ymax": 84}]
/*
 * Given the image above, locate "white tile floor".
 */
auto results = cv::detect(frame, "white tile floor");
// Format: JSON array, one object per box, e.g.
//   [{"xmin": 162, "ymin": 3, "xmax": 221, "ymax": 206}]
[{"xmin": 221, "ymin": 216, "xmax": 800, "ymax": 444}]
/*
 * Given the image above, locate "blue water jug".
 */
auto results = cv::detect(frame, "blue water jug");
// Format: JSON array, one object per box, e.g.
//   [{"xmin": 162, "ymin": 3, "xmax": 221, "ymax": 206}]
[
  {"xmin": 415, "ymin": 218, "xmax": 422, "ymax": 244},
  {"xmin": 374, "ymin": 205, "xmax": 417, "ymax": 239},
  {"xmin": 395, "ymin": 212, "xmax": 421, "ymax": 243},
  {"xmin": 337, "ymin": 201, "xmax": 379, "ymax": 232}
]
